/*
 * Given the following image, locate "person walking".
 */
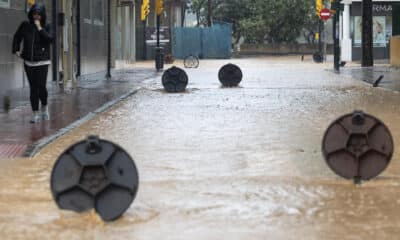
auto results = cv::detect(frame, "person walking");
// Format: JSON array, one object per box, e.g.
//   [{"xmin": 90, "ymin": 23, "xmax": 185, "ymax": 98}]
[{"xmin": 12, "ymin": 3, "xmax": 53, "ymax": 123}]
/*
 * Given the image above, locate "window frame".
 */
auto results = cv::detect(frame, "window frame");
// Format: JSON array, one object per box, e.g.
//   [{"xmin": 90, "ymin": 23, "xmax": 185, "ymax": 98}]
[
  {"xmin": 82, "ymin": 0, "xmax": 92, "ymax": 24},
  {"xmin": 92, "ymin": 0, "xmax": 104, "ymax": 26},
  {"xmin": 0, "ymin": 0, "xmax": 10, "ymax": 9}
]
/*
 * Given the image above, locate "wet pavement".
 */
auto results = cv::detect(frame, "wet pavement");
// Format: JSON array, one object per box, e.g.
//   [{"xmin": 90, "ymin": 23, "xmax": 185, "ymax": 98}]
[
  {"xmin": 340, "ymin": 65, "xmax": 400, "ymax": 92},
  {"xmin": 0, "ymin": 68, "xmax": 158, "ymax": 157},
  {"xmin": 1, "ymin": 56, "xmax": 400, "ymax": 239}
]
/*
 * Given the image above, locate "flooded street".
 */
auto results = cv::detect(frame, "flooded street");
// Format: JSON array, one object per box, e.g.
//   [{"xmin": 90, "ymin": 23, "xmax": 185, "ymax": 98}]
[{"xmin": 1, "ymin": 57, "xmax": 400, "ymax": 239}]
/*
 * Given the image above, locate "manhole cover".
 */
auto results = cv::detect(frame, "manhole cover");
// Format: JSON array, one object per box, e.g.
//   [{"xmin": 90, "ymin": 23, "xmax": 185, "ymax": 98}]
[
  {"xmin": 218, "ymin": 63, "xmax": 243, "ymax": 87},
  {"xmin": 50, "ymin": 136, "xmax": 139, "ymax": 221},
  {"xmin": 162, "ymin": 66, "xmax": 189, "ymax": 93},
  {"xmin": 322, "ymin": 111, "xmax": 394, "ymax": 182}
]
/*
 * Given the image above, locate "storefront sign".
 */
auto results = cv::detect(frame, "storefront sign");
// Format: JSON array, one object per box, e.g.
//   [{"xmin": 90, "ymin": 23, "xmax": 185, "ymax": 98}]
[
  {"xmin": 352, "ymin": 3, "xmax": 392, "ymax": 16},
  {"xmin": 372, "ymin": 4, "xmax": 392, "ymax": 14}
]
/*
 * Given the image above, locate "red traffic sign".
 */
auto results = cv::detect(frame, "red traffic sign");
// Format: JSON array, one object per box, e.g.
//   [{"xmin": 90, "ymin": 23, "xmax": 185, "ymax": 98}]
[{"xmin": 319, "ymin": 8, "xmax": 331, "ymax": 21}]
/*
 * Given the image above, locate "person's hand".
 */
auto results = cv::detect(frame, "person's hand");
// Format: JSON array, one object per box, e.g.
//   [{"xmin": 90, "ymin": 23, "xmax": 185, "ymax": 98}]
[
  {"xmin": 15, "ymin": 51, "xmax": 21, "ymax": 57},
  {"xmin": 34, "ymin": 20, "xmax": 42, "ymax": 30}
]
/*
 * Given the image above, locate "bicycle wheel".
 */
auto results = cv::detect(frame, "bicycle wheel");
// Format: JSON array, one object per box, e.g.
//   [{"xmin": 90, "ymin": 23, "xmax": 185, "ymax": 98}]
[{"xmin": 184, "ymin": 55, "xmax": 199, "ymax": 68}]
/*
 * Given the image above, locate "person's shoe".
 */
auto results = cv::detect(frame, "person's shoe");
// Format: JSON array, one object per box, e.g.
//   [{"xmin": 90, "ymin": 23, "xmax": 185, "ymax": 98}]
[
  {"xmin": 30, "ymin": 112, "xmax": 41, "ymax": 123},
  {"xmin": 41, "ymin": 105, "xmax": 50, "ymax": 121}
]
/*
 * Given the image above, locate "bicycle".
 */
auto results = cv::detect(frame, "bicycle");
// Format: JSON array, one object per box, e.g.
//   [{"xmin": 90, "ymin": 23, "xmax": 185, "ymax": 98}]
[{"xmin": 183, "ymin": 54, "xmax": 200, "ymax": 69}]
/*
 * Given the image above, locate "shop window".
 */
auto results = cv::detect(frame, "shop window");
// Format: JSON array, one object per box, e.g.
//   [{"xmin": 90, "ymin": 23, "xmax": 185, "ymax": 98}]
[
  {"xmin": 93, "ymin": 0, "xmax": 104, "ymax": 26},
  {"xmin": 353, "ymin": 16, "xmax": 390, "ymax": 47},
  {"xmin": 82, "ymin": 0, "xmax": 91, "ymax": 24},
  {"xmin": 0, "ymin": 0, "xmax": 10, "ymax": 8}
]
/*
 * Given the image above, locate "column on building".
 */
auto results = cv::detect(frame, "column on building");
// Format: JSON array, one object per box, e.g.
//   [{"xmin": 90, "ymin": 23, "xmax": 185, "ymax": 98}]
[{"xmin": 341, "ymin": 0, "xmax": 352, "ymax": 61}]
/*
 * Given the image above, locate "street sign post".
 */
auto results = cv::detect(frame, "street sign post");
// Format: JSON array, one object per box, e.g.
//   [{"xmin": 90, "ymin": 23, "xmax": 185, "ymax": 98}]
[
  {"xmin": 141, "ymin": 0, "xmax": 150, "ymax": 60},
  {"xmin": 316, "ymin": 0, "xmax": 323, "ymax": 16},
  {"xmin": 314, "ymin": 1, "xmax": 325, "ymax": 63},
  {"xmin": 362, "ymin": 0, "xmax": 374, "ymax": 67},
  {"xmin": 332, "ymin": 0, "xmax": 341, "ymax": 72},
  {"xmin": 141, "ymin": 0, "xmax": 150, "ymax": 21},
  {"xmin": 155, "ymin": 0, "xmax": 164, "ymax": 70}
]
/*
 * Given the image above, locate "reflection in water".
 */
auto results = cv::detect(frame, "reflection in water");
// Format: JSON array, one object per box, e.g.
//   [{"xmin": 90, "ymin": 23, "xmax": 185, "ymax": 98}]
[{"xmin": 0, "ymin": 58, "xmax": 400, "ymax": 239}]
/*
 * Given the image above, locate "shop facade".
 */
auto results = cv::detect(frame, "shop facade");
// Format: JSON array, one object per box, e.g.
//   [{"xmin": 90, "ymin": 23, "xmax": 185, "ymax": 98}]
[
  {"xmin": 0, "ymin": 0, "xmax": 136, "ymax": 95},
  {"xmin": 341, "ymin": 0, "xmax": 400, "ymax": 61}
]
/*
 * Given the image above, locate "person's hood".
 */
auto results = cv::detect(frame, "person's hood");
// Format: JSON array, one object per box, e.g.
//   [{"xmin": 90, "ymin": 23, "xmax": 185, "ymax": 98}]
[{"xmin": 28, "ymin": 3, "xmax": 47, "ymax": 25}]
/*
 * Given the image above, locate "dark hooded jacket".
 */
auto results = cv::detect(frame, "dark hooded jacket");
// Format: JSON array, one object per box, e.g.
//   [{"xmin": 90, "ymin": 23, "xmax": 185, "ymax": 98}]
[{"xmin": 12, "ymin": 3, "xmax": 53, "ymax": 62}]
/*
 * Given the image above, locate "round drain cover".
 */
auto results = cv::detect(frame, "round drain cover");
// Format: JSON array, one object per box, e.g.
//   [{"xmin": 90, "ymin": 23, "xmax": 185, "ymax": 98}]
[
  {"xmin": 322, "ymin": 111, "xmax": 394, "ymax": 181},
  {"xmin": 218, "ymin": 64, "xmax": 243, "ymax": 87},
  {"xmin": 50, "ymin": 136, "xmax": 139, "ymax": 221},
  {"xmin": 162, "ymin": 66, "xmax": 189, "ymax": 93}
]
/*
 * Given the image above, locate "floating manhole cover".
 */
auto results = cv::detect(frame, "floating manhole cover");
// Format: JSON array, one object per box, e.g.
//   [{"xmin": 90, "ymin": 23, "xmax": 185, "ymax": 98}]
[
  {"xmin": 50, "ymin": 136, "xmax": 139, "ymax": 221},
  {"xmin": 162, "ymin": 66, "xmax": 189, "ymax": 93},
  {"xmin": 322, "ymin": 111, "xmax": 394, "ymax": 182},
  {"xmin": 218, "ymin": 64, "xmax": 243, "ymax": 87}
]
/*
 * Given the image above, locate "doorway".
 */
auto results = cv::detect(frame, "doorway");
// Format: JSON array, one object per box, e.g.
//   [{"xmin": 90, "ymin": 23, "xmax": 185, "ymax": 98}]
[{"xmin": 115, "ymin": 2, "xmax": 135, "ymax": 69}]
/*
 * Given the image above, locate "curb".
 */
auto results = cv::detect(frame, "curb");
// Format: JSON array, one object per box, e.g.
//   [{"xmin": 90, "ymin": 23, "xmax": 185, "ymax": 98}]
[
  {"xmin": 327, "ymin": 68, "xmax": 400, "ymax": 94},
  {"xmin": 24, "ymin": 87, "xmax": 142, "ymax": 157}
]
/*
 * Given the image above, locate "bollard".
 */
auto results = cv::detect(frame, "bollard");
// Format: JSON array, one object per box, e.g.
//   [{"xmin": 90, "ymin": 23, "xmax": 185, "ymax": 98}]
[
  {"xmin": 322, "ymin": 111, "xmax": 394, "ymax": 183},
  {"xmin": 162, "ymin": 66, "xmax": 189, "ymax": 93},
  {"xmin": 50, "ymin": 136, "xmax": 139, "ymax": 221},
  {"xmin": 3, "ymin": 96, "xmax": 10, "ymax": 112},
  {"xmin": 313, "ymin": 52, "xmax": 323, "ymax": 63},
  {"xmin": 155, "ymin": 47, "xmax": 164, "ymax": 71},
  {"xmin": 218, "ymin": 64, "xmax": 243, "ymax": 87}
]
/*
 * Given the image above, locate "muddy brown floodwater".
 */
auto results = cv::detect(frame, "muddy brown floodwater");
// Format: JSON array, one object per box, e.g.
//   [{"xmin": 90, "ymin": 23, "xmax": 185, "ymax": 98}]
[{"xmin": 1, "ymin": 57, "xmax": 400, "ymax": 239}]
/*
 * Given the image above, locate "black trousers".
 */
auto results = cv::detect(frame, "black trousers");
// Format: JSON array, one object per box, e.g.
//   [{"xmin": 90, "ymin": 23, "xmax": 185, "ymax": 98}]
[{"xmin": 24, "ymin": 64, "xmax": 49, "ymax": 112}]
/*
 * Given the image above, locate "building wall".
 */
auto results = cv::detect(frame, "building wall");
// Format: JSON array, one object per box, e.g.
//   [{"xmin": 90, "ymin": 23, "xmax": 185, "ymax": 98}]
[
  {"xmin": 390, "ymin": 35, "xmax": 400, "ymax": 65},
  {"xmin": 0, "ymin": 0, "xmax": 108, "ymax": 94},
  {"xmin": 0, "ymin": 1, "xmax": 25, "ymax": 94},
  {"xmin": 0, "ymin": 0, "xmax": 137, "ymax": 96},
  {"xmin": 113, "ymin": 1, "xmax": 136, "ymax": 64},
  {"xmin": 0, "ymin": 0, "xmax": 52, "ymax": 94}
]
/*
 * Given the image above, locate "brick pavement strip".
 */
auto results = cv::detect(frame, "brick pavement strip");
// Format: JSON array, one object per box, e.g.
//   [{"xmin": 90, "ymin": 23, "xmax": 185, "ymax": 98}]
[{"xmin": 0, "ymin": 144, "xmax": 27, "ymax": 159}]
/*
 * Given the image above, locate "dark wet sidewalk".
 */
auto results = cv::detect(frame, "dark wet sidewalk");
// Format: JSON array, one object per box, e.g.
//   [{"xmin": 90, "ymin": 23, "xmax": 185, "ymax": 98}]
[
  {"xmin": 0, "ymin": 68, "xmax": 157, "ymax": 158},
  {"xmin": 340, "ymin": 65, "xmax": 400, "ymax": 92}
]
